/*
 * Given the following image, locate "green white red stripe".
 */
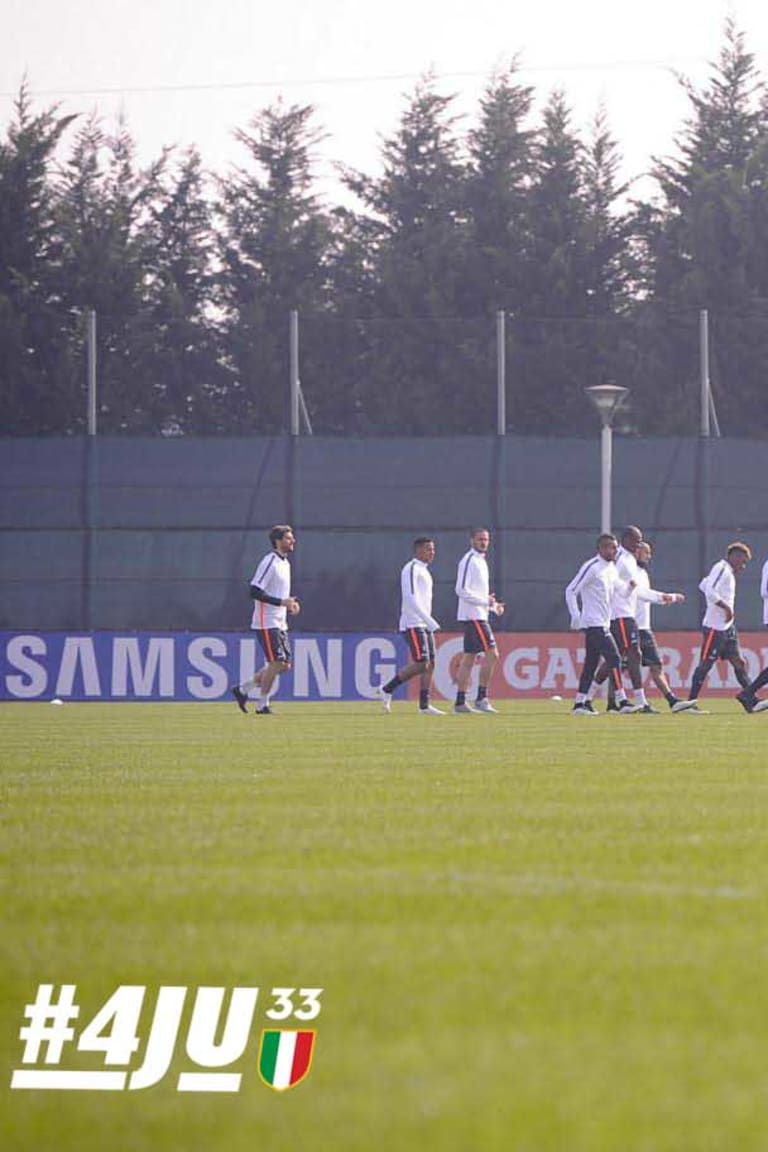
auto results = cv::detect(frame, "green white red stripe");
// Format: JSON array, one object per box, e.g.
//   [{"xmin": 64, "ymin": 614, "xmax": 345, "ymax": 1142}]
[{"xmin": 258, "ymin": 1030, "xmax": 315, "ymax": 1090}]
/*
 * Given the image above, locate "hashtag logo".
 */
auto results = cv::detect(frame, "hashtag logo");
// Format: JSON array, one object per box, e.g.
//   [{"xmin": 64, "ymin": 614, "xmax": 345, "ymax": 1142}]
[
  {"xmin": 19, "ymin": 985, "xmax": 79, "ymax": 1064},
  {"xmin": 11, "ymin": 981, "xmax": 323, "ymax": 1092}
]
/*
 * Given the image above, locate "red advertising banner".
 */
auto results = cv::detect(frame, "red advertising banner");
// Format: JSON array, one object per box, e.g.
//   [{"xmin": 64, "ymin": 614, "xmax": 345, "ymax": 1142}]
[{"xmin": 423, "ymin": 631, "xmax": 768, "ymax": 701}]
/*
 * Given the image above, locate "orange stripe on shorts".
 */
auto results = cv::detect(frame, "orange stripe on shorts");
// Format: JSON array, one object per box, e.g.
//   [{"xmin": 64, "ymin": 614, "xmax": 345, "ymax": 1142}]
[
  {"xmin": 701, "ymin": 628, "xmax": 716, "ymax": 662},
  {"xmin": 473, "ymin": 619, "xmax": 490, "ymax": 652},
  {"xmin": 263, "ymin": 628, "xmax": 275, "ymax": 663}
]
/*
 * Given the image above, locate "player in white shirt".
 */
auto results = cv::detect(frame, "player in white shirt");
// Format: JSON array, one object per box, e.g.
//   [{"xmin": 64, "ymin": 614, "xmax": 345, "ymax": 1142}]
[
  {"xmin": 673, "ymin": 541, "xmax": 752, "ymax": 713},
  {"xmin": 565, "ymin": 533, "xmax": 635, "ymax": 715},
  {"xmin": 231, "ymin": 525, "xmax": 301, "ymax": 715},
  {"xmin": 592, "ymin": 525, "xmax": 647, "ymax": 710},
  {"xmin": 453, "ymin": 528, "xmax": 504, "ymax": 713},
  {"xmin": 733, "ymin": 550, "xmax": 768, "ymax": 713},
  {"xmin": 380, "ymin": 537, "xmax": 444, "ymax": 715},
  {"xmin": 633, "ymin": 541, "xmax": 686, "ymax": 711},
  {"xmin": 596, "ymin": 530, "xmax": 686, "ymax": 711}
]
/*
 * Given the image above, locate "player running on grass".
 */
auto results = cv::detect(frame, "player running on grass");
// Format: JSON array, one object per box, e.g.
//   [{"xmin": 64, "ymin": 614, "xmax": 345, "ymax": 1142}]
[
  {"xmin": 673, "ymin": 542, "xmax": 752, "ymax": 714},
  {"xmin": 379, "ymin": 537, "xmax": 444, "ymax": 715},
  {"xmin": 231, "ymin": 525, "xmax": 300, "ymax": 715},
  {"xmin": 453, "ymin": 528, "xmax": 504, "ymax": 714},
  {"xmin": 565, "ymin": 532, "xmax": 636, "ymax": 715},
  {"xmin": 633, "ymin": 540, "xmax": 686, "ymax": 711}
]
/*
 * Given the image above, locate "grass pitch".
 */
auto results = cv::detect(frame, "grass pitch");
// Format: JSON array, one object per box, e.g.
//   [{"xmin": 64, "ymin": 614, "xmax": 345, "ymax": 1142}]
[{"xmin": 2, "ymin": 698, "xmax": 768, "ymax": 1152}]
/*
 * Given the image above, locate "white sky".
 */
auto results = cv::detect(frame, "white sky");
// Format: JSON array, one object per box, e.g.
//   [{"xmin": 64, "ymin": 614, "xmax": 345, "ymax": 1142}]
[{"xmin": 1, "ymin": 0, "xmax": 767, "ymax": 206}]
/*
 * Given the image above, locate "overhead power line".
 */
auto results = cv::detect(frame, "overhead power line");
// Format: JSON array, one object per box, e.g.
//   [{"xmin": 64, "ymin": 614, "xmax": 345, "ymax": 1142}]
[{"xmin": 0, "ymin": 56, "xmax": 704, "ymax": 100}]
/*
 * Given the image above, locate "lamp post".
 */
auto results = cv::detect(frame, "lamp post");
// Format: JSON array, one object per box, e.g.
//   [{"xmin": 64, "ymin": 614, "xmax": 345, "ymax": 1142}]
[{"xmin": 584, "ymin": 384, "xmax": 630, "ymax": 535}]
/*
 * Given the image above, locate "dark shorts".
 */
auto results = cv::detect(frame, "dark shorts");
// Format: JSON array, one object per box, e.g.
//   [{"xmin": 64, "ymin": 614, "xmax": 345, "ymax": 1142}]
[
  {"xmin": 462, "ymin": 619, "xmax": 496, "ymax": 655},
  {"xmin": 402, "ymin": 627, "xmax": 435, "ymax": 664},
  {"xmin": 639, "ymin": 629, "xmax": 662, "ymax": 667},
  {"xmin": 255, "ymin": 628, "xmax": 291, "ymax": 666},
  {"xmin": 585, "ymin": 625, "xmax": 622, "ymax": 668},
  {"xmin": 699, "ymin": 625, "xmax": 741, "ymax": 663},
  {"xmin": 610, "ymin": 616, "xmax": 640, "ymax": 655},
  {"xmin": 578, "ymin": 626, "xmax": 623, "ymax": 694}
]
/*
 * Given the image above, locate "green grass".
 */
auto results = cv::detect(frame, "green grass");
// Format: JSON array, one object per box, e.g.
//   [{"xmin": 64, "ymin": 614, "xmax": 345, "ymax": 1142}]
[{"xmin": 2, "ymin": 698, "xmax": 768, "ymax": 1151}]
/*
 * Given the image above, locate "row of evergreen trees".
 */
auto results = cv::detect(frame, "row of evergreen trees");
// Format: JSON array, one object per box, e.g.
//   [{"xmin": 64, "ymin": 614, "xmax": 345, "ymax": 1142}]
[{"xmin": 3, "ymin": 21, "xmax": 768, "ymax": 438}]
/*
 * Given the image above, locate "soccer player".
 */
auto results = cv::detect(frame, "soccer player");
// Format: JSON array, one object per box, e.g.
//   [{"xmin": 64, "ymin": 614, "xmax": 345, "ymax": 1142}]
[
  {"xmin": 231, "ymin": 525, "xmax": 300, "ymax": 715},
  {"xmin": 634, "ymin": 540, "xmax": 686, "ymax": 711},
  {"xmin": 453, "ymin": 527, "xmax": 504, "ymax": 713},
  {"xmin": 565, "ymin": 532, "xmax": 635, "ymax": 715},
  {"xmin": 732, "ymin": 550, "xmax": 768, "ymax": 713},
  {"xmin": 673, "ymin": 541, "xmax": 752, "ymax": 713},
  {"xmin": 380, "ymin": 537, "xmax": 444, "ymax": 715},
  {"xmin": 592, "ymin": 525, "xmax": 646, "ymax": 712}
]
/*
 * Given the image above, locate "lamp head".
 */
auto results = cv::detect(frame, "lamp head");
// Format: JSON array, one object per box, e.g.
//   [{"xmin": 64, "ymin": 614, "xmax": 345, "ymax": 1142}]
[{"xmin": 585, "ymin": 384, "xmax": 629, "ymax": 426}]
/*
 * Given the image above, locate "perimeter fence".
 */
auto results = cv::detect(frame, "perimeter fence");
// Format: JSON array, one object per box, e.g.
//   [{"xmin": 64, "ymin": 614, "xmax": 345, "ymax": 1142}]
[
  {"xmin": 6, "ymin": 306, "xmax": 768, "ymax": 439},
  {"xmin": 2, "ymin": 434, "xmax": 767, "ymax": 633}
]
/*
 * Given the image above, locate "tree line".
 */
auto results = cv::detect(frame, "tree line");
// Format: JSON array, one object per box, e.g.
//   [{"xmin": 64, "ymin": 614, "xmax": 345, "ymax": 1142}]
[{"xmin": 2, "ymin": 20, "xmax": 768, "ymax": 438}]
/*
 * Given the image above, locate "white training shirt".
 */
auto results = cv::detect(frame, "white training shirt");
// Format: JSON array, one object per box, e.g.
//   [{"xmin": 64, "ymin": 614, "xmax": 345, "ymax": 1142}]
[
  {"xmin": 634, "ymin": 565, "xmax": 671, "ymax": 631},
  {"xmin": 456, "ymin": 548, "xmax": 491, "ymax": 622},
  {"xmin": 565, "ymin": 555, "xmax": 622, "ymax": 630},
  {"xmin": 762, "ymin": 558, "xmax": 768, "ymax": 626},
  {"xmin": 610, "ymin": 545, "xmax": 640, "ymax": 619},
  {"xmin": 249, "ymin": 550, "xmax": 291, "ymax": 630},
  {"xmin": 399, "ymin": 557, "xmax": 439, "ymax": 631},
  {"xmin": 699, "ymin": 558, "xmax": 736, "ymax": 631}
]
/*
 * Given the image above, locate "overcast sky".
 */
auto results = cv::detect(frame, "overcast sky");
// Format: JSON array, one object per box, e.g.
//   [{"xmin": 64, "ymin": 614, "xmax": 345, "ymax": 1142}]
[{"xmin": 1, "ymin": 0, "xmax": 767, "ymax": 204}]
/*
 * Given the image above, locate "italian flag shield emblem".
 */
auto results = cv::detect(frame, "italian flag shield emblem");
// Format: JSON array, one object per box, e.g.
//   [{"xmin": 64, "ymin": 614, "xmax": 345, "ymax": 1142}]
[{"xmin": 258, "ymin": 1030, "xmax": 316, "ymax": 1091}]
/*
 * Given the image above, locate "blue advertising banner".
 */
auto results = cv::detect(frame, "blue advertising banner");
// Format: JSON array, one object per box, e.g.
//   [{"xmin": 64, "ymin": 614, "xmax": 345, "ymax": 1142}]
[
  {"xmin": 0, "ymin": 632, "xmax": 411, "ymax": 703},
  {"xmin": 6, "ymin": 630, "xmax": 766, "ymax": 702}
]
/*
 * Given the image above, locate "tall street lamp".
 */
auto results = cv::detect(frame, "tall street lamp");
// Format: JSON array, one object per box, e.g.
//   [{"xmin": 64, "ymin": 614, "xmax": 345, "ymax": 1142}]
[{"xmin": 584, "ymin": 384, "xmax": 630, "ymax": 535}]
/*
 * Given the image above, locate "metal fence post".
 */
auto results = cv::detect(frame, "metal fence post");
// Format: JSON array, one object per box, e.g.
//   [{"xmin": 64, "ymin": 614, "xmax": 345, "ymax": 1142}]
[
  {"xmin": 289, "ymin": 310, "xmax": 300, "ymax": 436},
  {"xmin": 496, "ymin": 310, "xmax": 506, "ymax": 435}
]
